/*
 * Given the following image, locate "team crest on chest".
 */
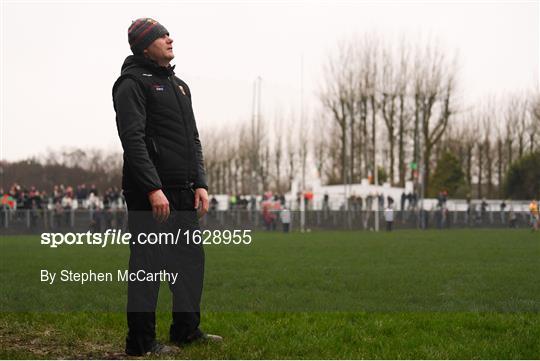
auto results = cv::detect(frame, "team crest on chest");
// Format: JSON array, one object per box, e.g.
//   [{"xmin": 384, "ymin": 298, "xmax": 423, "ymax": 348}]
[{"xmin": 152, "ymin": 84, "xmax": 164, "ymax": 91}]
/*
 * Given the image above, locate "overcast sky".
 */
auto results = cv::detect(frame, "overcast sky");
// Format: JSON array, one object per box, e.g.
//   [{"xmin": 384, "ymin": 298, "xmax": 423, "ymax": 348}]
[{"xmin": 1, "ymin": 0, "xmax": 538, "ymax": 161}]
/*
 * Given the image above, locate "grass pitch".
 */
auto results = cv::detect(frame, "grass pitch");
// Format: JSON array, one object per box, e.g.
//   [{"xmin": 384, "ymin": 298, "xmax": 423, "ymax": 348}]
[{"xmin": 1, "ymin": 229, "xmax": 539, "ymax": 359}]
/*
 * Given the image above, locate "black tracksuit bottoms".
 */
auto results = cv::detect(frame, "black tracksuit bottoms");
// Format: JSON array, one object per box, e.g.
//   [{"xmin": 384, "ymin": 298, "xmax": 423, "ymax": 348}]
[{"xmin": 123, "ymin": 187, "xmax": 205, "ymax": 355}]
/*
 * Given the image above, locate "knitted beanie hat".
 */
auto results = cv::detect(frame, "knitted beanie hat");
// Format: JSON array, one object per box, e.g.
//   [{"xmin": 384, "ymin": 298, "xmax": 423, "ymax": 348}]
[{"xmin": 128, "ymin": 18, "xmax": 169, "ymax": 55}]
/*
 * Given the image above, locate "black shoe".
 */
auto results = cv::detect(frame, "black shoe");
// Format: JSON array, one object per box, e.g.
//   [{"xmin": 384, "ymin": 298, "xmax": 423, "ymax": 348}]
[
  {"xmin": 125, "ymin": 342, "xmax": 177, "ymax": 356},
  {"xmin": 147, "ymin": 342, "xmax": 177, "ymax": 355},
  {"xmin": 198, "ymin": 333, "xmax": 223, "ymax": 342},
  {"xmin": 173, "ymin": 329, "xmax": 223, "ymax": 345}
]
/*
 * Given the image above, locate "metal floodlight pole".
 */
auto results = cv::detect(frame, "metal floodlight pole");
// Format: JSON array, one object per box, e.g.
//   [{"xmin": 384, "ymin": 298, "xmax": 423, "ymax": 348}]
[
  {"xmin": 373, "ymin": 90, "xmax": 379, "ymax": 232},
  {"xmin": 343, "ymin": 115, "xmax": 348, "ymax": 212},
  {"xmin": 415, "ymin": 104, "xmax": 425, "ymax": 230},
  {"xmin": 250, "ymin": 79, "xmax": 257, "ymax": 197},
  {"xmin": 414, "ymin": 111, "xmax": 421, "ymax": 229},
  {"xmin": 420, "ymin": 163, "xmax": 425, "ymax": 228},
  {"xmin": 300, "ymin": 54, "xmax": 306, "ymax": 233},
  {"xmin": 257, "ymin": 76, "xmax": 262, "ymax": 141},
  {"xmin": 419, "ymin": 117, "xmax": 425, "ymax": 229},
  {"xmin": 252, "ymin": 76, "xmax": 262, "ymax": 198},
  {"xmin": 343, "ymin": 89, "xmax": 348, "ymax": 214},
  {"xmin": 374, "ymin": 150, "xmax": 379, "ymax": 232},
  {"xmin": 261, "ymin": 78, "xmax": 264, "ymax": 205}
]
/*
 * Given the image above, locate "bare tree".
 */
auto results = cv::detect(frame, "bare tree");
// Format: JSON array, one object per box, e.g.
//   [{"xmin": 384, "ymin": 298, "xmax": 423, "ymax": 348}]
[
  {"xmin": 396, "ymin": 41, "xmax": 412, "ymax": 187},
  {"xmin": 298, "ymin": 116, "xmax": 310, "ymax": 191},
  {"xmin": 325, "ymin": 126, "xmax": 344, "ymax": 184},
  {"xmin": 380, "ymin": 45, "xmax": 398, "ymax": 185},
  {"xmin": 285, "ymin": 116, "xmax": 297, "ymax": 190},
  {"xmin": 365, "ymin": 37, "xmax": 379, "ymax": 182},
  {"xmin": 480, "ymin": 102, "xmax": 494, "ymax": 197},
  {"xmin": 237, "ymin": 126, "xmax": 251, "ymax": 194},
  {"xmin": 509, "ymin": 94, "xmax": 530, "ymax": 158},
  {"xmin": 259, "ymin": 144, "xmax": 271, "ymax": 192},
  {"xmin": 495, "ymin": 121, "xmax": 505, "ymax": 198},
  {"xmin": 272, "ymin": 114, "xmax": 285, "ymax": 193},
  {"xmin": 313, "ymin": 114, "xmax": 329, "ymax": 183},
  {"xmin": 412, "ymin": 41, "xmax": 458, "ymax": 195},
  {"xmin": 527, "ymin": 90, "xmax": 540, "ymax": 153},
  {"xmin": 460, "ymin": 119, "xmax": 477, "ymax": 194},
  {"xmin": 320, "ymin": 40, "xmax": 352, "ymax": 184},
  {"xmin": 504, "ymin": 102, "xmax": 516, "ymax": 169}
]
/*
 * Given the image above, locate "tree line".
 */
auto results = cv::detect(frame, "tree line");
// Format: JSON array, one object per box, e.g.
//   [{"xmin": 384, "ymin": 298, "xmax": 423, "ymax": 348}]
[
  {"xmin": 1, "ymin": 148, "xmax": 122, "ymax": 193},
  {"xmin": 203, "ymin": 35, "xmax": 539, "ymax": 199},
  {"xmin": 3, "ymin": 35, "xmax": 538, "ymax": 199}
]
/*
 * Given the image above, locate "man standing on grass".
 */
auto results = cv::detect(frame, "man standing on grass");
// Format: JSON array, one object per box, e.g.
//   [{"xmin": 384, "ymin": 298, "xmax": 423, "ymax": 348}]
[
  {"xmin": 112, "ymin": 18, "xmax": 222, "ymax": 356},
  {"xmin": 384, "ymin": 203, "xmax": 394, "ymax": 231},
  {"xmin": 529, "ymin": 199, "xmax": 539, "ymax": 231}
]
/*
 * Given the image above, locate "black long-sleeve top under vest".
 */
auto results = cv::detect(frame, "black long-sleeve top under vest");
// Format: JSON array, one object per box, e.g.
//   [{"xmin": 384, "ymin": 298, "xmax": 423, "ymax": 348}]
[{"xmin": 112, "ymin": 55, "xmax": 208, "ymax": 194}]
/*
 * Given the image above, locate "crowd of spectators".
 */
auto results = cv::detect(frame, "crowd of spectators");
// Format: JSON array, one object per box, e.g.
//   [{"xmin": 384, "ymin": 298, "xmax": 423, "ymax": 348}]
[
  {"xmin": 261, "ymin": 192, "xmax": 287, "ymax": 231},
  {"xmin": 1, "ymin": 183, "xmax": 124, "ymax": 211},
  {"xmin": 1, "ymin": 182, "xmax": 536, "ymax": 232}
]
